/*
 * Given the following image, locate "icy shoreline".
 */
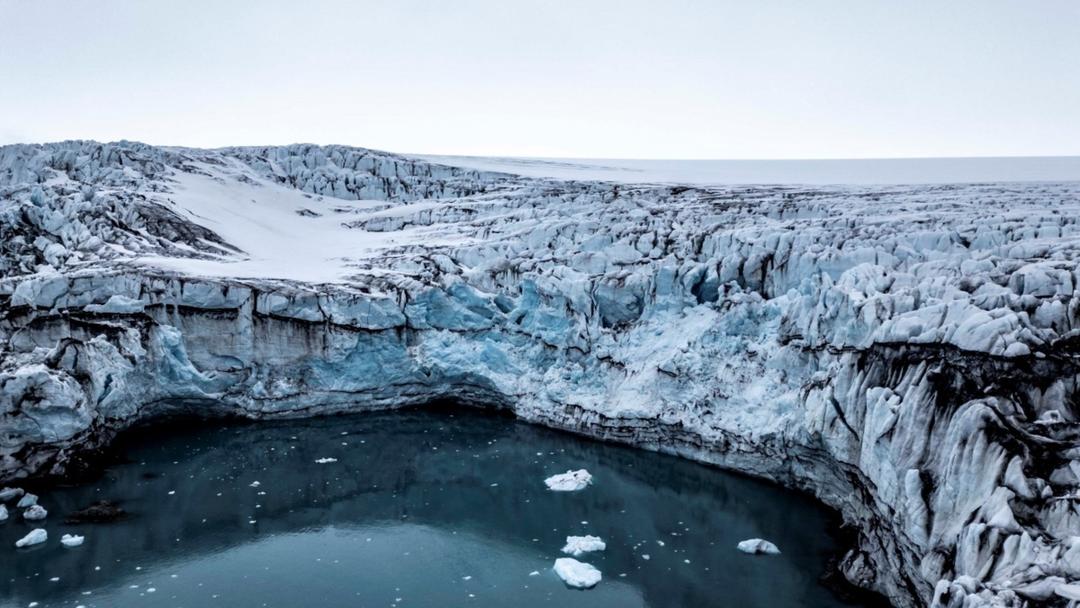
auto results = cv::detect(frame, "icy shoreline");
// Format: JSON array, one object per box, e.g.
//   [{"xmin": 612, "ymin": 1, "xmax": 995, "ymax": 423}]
[{"xmin": 3, "ymin": 141, "xmax": 1080, "ymax": 607}]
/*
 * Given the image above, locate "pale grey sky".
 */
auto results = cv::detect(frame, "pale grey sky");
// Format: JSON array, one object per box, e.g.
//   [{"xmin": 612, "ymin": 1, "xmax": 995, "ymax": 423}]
[{"xmin": 1, "ymin": 0, "xmax": 1078, "ymax": 159}]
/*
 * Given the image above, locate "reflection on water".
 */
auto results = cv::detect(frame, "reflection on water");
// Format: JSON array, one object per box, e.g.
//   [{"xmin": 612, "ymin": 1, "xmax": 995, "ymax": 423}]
[{"xmin": 1, "ymin": 407, "xmax": 864, "ymax": 607}]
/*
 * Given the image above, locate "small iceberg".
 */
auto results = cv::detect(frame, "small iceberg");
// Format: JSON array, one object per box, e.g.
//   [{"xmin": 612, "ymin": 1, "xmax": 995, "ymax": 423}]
[
  {"xmin": 553, "ymin": 557, "xmax": 601, "ymax": 589},
  {"xmin": 61, "ymin": 534, "xmax": 85, "ymax": 547},
  {"xmin": 0, "ymin": 504, "xmax": 7, "ymax": 521},
  {"xmin": 562, "ymin": 535, "xmax": 606, "ymax": 557},
  {"xmin": 16, "ymin": 493, "xmax": 38, "ymax": 508},
  {"xmin": 737, "ymin": 538, "xmax": 781, "ymax": 555},
  {"xmin": 314, "ymin": 458, "xmax": 338, "ymax": 464},
  {"xmin": 0, "ymin": 487, "xmax": 24, "ymax": 502},
  {"xmin": 23, "ymin": 505, "xmax": 48, "ymax": 521},
  {"xmin": 15, "ymin": 528, "xmax": 47, "ymax": 548},
  {"xmin": 545, "ymin": 469, "xmax": 592, "ymax": 492}
]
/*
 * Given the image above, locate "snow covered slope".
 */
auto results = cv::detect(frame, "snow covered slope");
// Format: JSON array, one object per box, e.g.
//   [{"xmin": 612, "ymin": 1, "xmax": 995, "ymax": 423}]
[
  {"xmin": 3, "ymin": 141, "xmax": 1080, "ymax": 608},
  {"xmin": 416, "ymin": 154, "xmax": 1080, "ymax": 185}
]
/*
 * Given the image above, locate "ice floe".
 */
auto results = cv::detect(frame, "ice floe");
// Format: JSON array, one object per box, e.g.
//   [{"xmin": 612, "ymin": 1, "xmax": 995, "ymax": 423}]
[
  {"xmin": 553, "ymin": 557, "xmax": 601, "ymax": 589},
  {"xmin": 544, "ymin": 470, "xmax": 592, "ymax": 492},
  {"xmin": 23, "ymin": 505, "xmax": 47, "ymax": 521},
  {"xmin": 60, "ymin": 534, "xmax": 85, "ymax": 547},
  {"xmin": 15, "ymin": 528, "xmax": 47, "ymax": 548},
  {"xmin": 737, "ymin": 538, "xmax": 781, "ymax": 555},
  {"xmin": 561, "ymin": 535, "xmax": 606, "ymax": 557}
]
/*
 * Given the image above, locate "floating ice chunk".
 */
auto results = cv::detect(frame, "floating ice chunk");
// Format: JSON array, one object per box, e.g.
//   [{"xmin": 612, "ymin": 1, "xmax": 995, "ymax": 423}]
[
  {"xmin": 553, "ymin": 558, "xmax": 601, "ymax": 589},
  {"xmin": 314, "ymin": 458, "xmax": 338, "ymax": 464},
  {"xmin": 23, "ymin": 505, "xmax": 48, "ymax": 521},
  {"xmin": 562, "ymin": 535, "xmax": 606, "ymax": 557},
  {"xmin": 737, "ymin": 538, "xmax": 781, "ymax": 555},
  {"xmin": 15, "ymin": 528, "xmax": 47, "ymax": 547},
  {"xmin": 17, "ymin": 493, "xmax": 38, "ymax": 508},
  {"xmin": 0, "ymin": 504, "xmax": 6, "ymax": 521},
  {"xmin": 0, "ymin": 487, "xmax": 24, "ymax": 502},
  {"xmin": 528, "ymin": 571, "xmax": 540, "ymax": 576},
  {"xmin": 61, "ymin": 534, "xmax": 85, "ymax": 547},
  {"xmin": 250, "ymin": 481, "xmax": 261, "ymax": 487},
  {"xmin": 544, "ymin": 469, "xmax": 592, "ymax": 491}
]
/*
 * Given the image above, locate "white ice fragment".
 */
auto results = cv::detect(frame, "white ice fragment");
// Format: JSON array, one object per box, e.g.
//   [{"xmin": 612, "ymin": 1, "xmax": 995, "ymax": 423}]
[
  {"xmin": 314, "ymin": 457, "xmax": 338, "ymax": 464},
  {"xmin": 562, "ymin": 535, "xmax": 606, "ymax": 557},
  {"xmin": 544, "ymin": 469, "xmax": 592, "ymax": 492},
  {"xmin": 0, "ymin": 487, "xmax": 24, "ymax": 502},
  {"xmin": 15, "ymin": 528, "xmax": 47, "ymax": 547},
  {"xmin": 23, "ymin": 505, "xmax": 48, "ymax": 520},
  {"xmin": 737, "ymin": 538, "xmax": 781, "ymax": 554},
  {"xmin": 250, "ymin": 481, "xmax": 261, "ymax": 487},
  {"xmin": 1003, "ymin": 342, "xmax": 1030, "ymax": 358},
  {"xmin": 553, "ymin": 558, "xmax": 601, "ymax": 589},
  {"xmin": 1056, "ymin": 583, "xmax": 1080, "ymax": 601},
  {"xmin": 17, "ymin": 493, "xmax": 38, "ymax": 508},
  {"xmin": 61, "ymin": 534, "xmax": 85, "ymax": 547},
  {"xmin": 0, "ymin": 504, "xmax": 7, "ymax": 521},
  {"xmin": 528, "ymin": 571, "xmax": 540, "ymax": 576}
]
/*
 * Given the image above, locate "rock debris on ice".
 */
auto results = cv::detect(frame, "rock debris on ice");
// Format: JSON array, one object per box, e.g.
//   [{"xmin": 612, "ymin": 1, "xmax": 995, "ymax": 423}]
[
  {"xmin": 544, "ymin": 470, "xmax": 592, "ymax": 492},
  {"xmin": 737, "ymin": 539, "xmax": 781, "ymax": 555},
  {"xmin": 562, "ymin": 535, "xmax": 606, "ymax": 557},
  {"xmin": 553, "ymin": 558, "xmax": 601, "ymax": 589}
]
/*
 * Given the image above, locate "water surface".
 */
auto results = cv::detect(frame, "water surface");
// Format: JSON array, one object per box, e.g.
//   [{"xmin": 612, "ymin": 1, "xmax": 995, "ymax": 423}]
[{"xmin": 1, "ymin": 407, "xmax": 864, "ymax": 607}]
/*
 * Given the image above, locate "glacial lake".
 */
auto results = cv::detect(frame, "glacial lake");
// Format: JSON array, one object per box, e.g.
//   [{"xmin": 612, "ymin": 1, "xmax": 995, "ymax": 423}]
[{"xmin": 1, "ymin": 407, "xmax": 866, "ymax": 608}]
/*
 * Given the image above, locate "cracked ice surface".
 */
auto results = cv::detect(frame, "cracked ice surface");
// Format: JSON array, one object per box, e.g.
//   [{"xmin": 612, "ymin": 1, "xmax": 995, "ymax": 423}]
[{"xmin": 2, "ymin": 141, "xmax": 1080, "ymax": 607}]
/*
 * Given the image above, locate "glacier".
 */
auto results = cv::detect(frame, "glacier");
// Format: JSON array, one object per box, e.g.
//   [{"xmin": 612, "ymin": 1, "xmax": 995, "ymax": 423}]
[{"xmin": 1, "ymin": 140, "xmax": 1079, "ymax": 607}]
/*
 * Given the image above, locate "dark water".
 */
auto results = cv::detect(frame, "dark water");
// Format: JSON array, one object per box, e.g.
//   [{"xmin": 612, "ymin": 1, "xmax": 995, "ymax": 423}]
[{"xmin": 1, "ymin": 407, "xmax": 864, "ymax": 608}]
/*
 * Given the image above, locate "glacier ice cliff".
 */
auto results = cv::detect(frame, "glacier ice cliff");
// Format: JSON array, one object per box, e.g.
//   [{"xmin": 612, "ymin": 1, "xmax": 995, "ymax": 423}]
[{"xmin": 2, "ymin": 141, "xmax": 1080, "ymax": 607}]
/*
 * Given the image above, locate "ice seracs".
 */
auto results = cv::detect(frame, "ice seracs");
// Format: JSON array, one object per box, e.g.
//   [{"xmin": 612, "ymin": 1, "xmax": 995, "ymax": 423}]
[
  {"xmin": 60, "ymin": 533, "xmax": 85, "ymax": 547},
  {"xmin": 22, "ymin": 505, "xmax": 47, "ymax": 521},
  {"xmin": 562, "ymin": 535, "xmax": 606, "ymax": 557},
  {"xmin": 15, "ymin": 529, "xmax": 47, "ymax": 548},
  {"xmin": 737, "ymin": 539, "xmax": 781, "ymax": 555},
  {"xmin": 544, "ymin": 470, "xmax": 592, "ymax": 492},
  {"xmin": 553, "ymin": 557, "xmax": 602, "ymax": 589}
]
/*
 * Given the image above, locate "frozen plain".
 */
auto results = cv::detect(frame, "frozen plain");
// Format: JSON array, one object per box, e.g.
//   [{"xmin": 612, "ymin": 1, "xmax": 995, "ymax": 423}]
[{"xmin": 1, "ymin": 141, "xmax": 1080, "ymax": 607}]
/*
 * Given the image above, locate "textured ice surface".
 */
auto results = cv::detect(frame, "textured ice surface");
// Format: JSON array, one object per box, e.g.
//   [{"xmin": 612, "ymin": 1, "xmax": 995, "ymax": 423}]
[
  {"xmin": 60, "ymin": 533, "xmax": 84, "ymax": 547},
  {"xmin": 737, "ymin": 539, "xmax": 781, "ymax": 555},
  {"xmin": 15, "ymin": 529, "xmax": 46, "ymax": 548},
  {"xmin": 545, "ymin": 470, "xmax": 593, "ymax": 492},
  {"xmin": 22, "ymin": 505, "xmax": 47, "ymax": 520},
  {"xmin": 2, "ymin": 140, "xmax": 1080, "ymax": 607},
  {"xmin": 553, "ymin": 557, "xmax": 602, "ymax": 589},
  {"xmin": 562, "ymin": 535, "xmax": 606, "ymax": 557}
]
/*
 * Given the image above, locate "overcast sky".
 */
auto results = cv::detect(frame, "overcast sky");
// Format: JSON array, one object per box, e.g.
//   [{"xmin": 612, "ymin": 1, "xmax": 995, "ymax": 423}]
[{"xmin": 1, "ymin": 1, "xmax": 1078, "ymax": 159}]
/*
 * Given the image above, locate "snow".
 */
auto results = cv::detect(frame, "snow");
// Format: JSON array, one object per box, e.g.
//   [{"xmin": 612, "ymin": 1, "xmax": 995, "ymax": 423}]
[
  {"xmin": 561, "ymin": 535, "xmax": 606, "ymax": 557},
  {"xmin": 552, "ymin": 558, "xmax": 602, "ymax": 589},
  {"xmin": 60, "ymin": 534, "xmax": 85, "ymax": 547},
  {"xmin": 23, "ymin": 505, "xmax": 47, "ymax": 521},
  {"xmin": 418, "ymin": 154, "xmax": 1080, "ymax": 186},
  {"xmin": 737, "ymin": 539, "xmax": 781, "ymax": 555},
  {"xmin": 544, "ymin": 470, "xmax": 593, "ymax": 492},
  {"xmin": 15, "ymin": 529, "xmax": 47, "ymax": 548}
]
